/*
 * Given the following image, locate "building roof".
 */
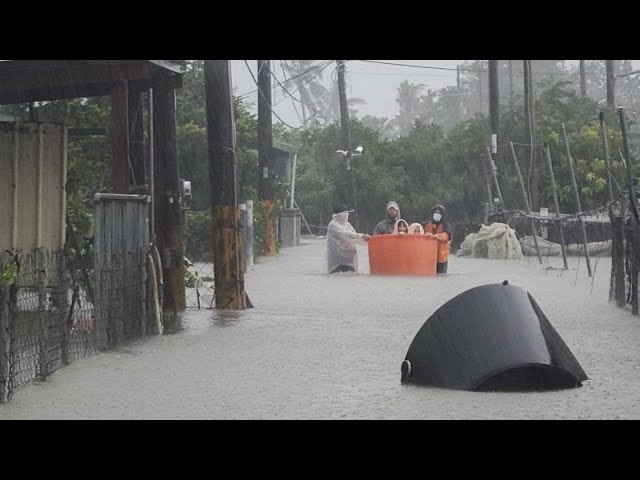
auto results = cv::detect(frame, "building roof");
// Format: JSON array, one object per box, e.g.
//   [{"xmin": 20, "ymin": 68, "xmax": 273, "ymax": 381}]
[{"xmin": 0, "ymin": 60, "xmax": 184, "ymax": 105}]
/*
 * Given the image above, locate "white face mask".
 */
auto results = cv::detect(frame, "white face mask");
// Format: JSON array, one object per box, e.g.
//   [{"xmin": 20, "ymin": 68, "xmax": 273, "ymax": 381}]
[
  {"xmin": 335, "ymin": 212, "xmax": 349, "ymax": 222},
  {"xmin": 432, "ymin": 213, "xmax": 442, "ymax": 222}
]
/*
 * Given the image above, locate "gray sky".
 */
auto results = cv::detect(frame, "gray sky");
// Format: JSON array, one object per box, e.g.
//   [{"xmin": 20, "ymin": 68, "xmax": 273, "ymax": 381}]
[
  {"xmin": 230, "ymin": 60, "xmax": 469, "ymax": 126},
  {"xmin": 230, "ymin": 60, "xmax": 640, "ymax": 127}
]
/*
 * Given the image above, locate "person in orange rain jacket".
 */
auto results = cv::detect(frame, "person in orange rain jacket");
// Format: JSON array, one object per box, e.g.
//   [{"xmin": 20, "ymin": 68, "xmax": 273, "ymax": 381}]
[{"xmin": 423, "ymin": 204, "xmax": 451, "ymax": 274}]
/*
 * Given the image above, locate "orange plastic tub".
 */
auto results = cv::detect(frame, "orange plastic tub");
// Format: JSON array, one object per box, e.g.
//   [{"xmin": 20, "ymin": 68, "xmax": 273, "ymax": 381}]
[{"xmin": 368, "ymin": 234, "xmax": 438, "ymax": 276}]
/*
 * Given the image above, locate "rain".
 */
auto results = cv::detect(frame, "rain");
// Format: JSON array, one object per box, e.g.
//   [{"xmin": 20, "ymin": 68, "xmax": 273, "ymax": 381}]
[{"xmin": 1, "ymin": 60, "xmax": 640, "ymax": 419}]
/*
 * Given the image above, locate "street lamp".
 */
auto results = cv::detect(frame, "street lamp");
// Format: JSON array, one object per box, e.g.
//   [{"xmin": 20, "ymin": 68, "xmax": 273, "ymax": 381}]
[{"xmin": 336, "ymin": 145, "xmax": 364, "ymax": 165}]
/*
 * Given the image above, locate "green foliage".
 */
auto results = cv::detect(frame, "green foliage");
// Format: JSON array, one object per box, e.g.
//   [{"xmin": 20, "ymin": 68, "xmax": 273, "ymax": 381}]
[
  {"xmin": 183, "ymin": 257, "xmax": 204, "ymax": 288},
  {"xmin": 0, "ymin": 257, "xmax": 18, "ymax": 286},
  {"xmin": 2, "ymin": 60, "xmax": 629, "ymax": 263},
  {"xmin": 185, "ymin": 210, "xmax": 212, "ymax": 262}
]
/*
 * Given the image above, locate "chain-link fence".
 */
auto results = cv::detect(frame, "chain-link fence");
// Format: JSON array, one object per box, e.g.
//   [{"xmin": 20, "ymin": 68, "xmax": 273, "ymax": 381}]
[
  {"xmin": 0, "ymin": 248, "xmax": 151, "ymax": 403},
  {"xmin": 609, "ymin": 196, "xmax": 640, "ymax": 314},
  {"xmin": 184, "ymin": 259, "xmax": 215, "ymax": 309}
]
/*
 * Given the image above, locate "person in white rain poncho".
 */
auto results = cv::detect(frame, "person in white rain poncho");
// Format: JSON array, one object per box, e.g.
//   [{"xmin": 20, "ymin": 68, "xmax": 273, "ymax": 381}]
[{"xmin": 327, "ymin": 204, "xmax": 371, "ymax": 273}]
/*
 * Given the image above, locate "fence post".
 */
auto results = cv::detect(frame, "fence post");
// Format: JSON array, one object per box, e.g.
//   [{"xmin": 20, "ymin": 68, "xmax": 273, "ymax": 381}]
[
  {"xmin": 619, "ymin": 107, "xmax": 639, "ymax": 315},
  {"xmin": 611, "ymin": 214, "xmax": 626, "ymax": 307},
  {"xmin": 0, "ymin": 253, "xmax": 12, "ymax": 403},
  {"xmin": 140, "ymin": 250, "xmax": 147, "ymax": 338},
  {"xmin": 245, "ymin": 200, "xmax": 254, "ymax": 268},
  {"xmin": 510, "ymin": 142, "xmax": 543, "ymax": 263},
  {"xmin": 57, "ymin": 254, "xmax": 72, "ymax": 366},
  {"xmin": 561, "ymin": 123, "xmax": 593, "ymax": 277},
  {"xmin": 37, "ymin": 248, "xmax": 49, "ymax": 380},
  {"xmin": 544, "ymin": 144, "xmax": 569, "ymax": 270}
]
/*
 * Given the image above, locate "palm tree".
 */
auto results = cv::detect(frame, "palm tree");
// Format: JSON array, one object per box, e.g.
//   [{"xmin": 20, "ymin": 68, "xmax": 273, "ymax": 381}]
[{"xmin": 281, "ymin": 60, "xmax": 366, "ymax": 126}]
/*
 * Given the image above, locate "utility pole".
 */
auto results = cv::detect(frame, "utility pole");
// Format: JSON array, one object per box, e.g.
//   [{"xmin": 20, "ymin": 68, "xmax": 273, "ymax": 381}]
[
  {"xmin": 478, "ymin": 67, "xmax": 484, "ymax": 114},
  {"xmin": 152, "ymin": 76, "xmax": 186, "ymax": 318},
  {"xmin": 258, "ymin": 60, "xmax": 277, "ymax": 256},
  {"xmin": 488, "ymin": 60, "xmax": 500, "ymax": 175},
  {"xmin": 508, "ymin": 60, "xmax": 514, "ymax": 104},
  {"xmin": 620, "ymin": 107, "xmax": 638, "ymax": 314},
  {"xmin": 579, "ymin": 60, "xmax": 587, "ymax": 97},
  {"xmin": 524, "ymin": 60, "xmax": 538, "ymax": 211},
  {"xmin": 606, "ymin": 60, "xmax": 616, "ymax": 108},
  {"xmin": 204, "ymin": 60, "xmax": 248, "ymax": 310},
  {"xmin": 337, "ymin": 60, "xmax": 358, "ymax": 226}
]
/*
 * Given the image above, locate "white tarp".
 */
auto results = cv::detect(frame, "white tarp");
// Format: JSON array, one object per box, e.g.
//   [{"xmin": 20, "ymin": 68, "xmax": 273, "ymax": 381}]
[
  {"xmin": 520, "ymin": 236, "xmax": 612, "ymax": 257},
  {"xmin": 457, "ymin": 223, "xmax": 522, "ymax": 259}
]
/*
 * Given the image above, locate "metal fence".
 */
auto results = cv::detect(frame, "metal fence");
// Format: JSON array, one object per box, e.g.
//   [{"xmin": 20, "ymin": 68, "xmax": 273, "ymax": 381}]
[
  {"xmin": 0, "ymin": 247, "xmax": 151, "ymax": 403},
  {"xmin": 184, "ymin": 259, "xmax": 215, "ymax": 309}
]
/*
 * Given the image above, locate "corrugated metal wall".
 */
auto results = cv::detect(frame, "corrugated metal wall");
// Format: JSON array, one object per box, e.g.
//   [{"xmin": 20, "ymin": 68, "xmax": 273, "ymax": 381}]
[
  {"xmin": 0, "ymin": 122, "xmax": 66, "ymax": 253},
  {"xmin": 94, "ymin": 194, "xmax": 150, "ymax": 345}
]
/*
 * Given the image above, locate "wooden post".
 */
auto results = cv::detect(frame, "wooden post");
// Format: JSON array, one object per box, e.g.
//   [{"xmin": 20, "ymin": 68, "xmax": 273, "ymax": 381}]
[
  {"xmin": 524, "ymin": 60, "xmax": 538, "ymax": 211},
  {"xmin": 619, "ymin": 107, "xmax": 638, "ymax": 314},
  {"xmin": 482, "ymin": 154, "xmax": 493, "ymax": 220},
  {"xmin": 128, "ymin": 87, "xmax": 145, "ymax": 188},
  {"xmin": 244, "ymin": 200, "xmax": 254, "ymax": 268},
  {"xmin": 599, "ymin": 111, "xmax": 614, "ymax": 203},
  {"xmin": 0, "ymin": 253, "xmax": 11, "ymax": 403},
  {"xmin": 337, "ymin": 60, "xmax": 358, "ymax": 228},
  {"xmin": 486, "ymin": 146, "xmax": 504, "ymax": 208},
  {"xmin": 111, "ymin": 80, "xmax": 130, "ymax": 194},
  {"xmin": 153, "ymin": 78, "xmax": 186, "ymax": 317},
  {"xmin": 606, "ymin": 61, "xmax": 616, "ymax": 108},
  {"xmin": 57, "ymin": 255, "xmax": 72, "ymax": 366},
  {"xmin": 544, "ymin": 144, "xmax": 569, "ymax": 270},
  {"xmin": 611, "ymin": 214, "xmax": 626, "ymax": 307},
  {"xmin": 37, "ymin": 248, "xmax": 49, "ymax": 380},
  {"xmin": 579, "ymin": 60, "xmax": 587, "ymax": 97},
  {"xmin": 561, "ymin": 123, "xmax": 593, "ymax": 277},
  {"xmin": 510, "ymin": 142, "xmax": 543, "ymax": 263},
  {"xmin": 204, "ymin": 60, "xmax": 248, "ymax": 310},
  {"xmin": 508, "ymin": 60, "xmax": 514, "ymax": 104},
  {"xmin": 147, "ymin": 90, "xmax": 156, "ymax": 245},
  {"xmin": 258, "ymin": 60, "xmax": 277, "ymax": 256},
  {"xmin": 488, "ymin": 60, "xmax": 499, "ymax": 152},
  {"xmin": 147, "ymin": 254, "xmax": 163, "ymax": 335}
]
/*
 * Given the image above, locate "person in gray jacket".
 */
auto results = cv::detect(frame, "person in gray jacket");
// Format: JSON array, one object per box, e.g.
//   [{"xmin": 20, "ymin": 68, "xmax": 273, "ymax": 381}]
[{"xmin": 373, "ymin": 201, "xmax": 401, "ymax": 235}]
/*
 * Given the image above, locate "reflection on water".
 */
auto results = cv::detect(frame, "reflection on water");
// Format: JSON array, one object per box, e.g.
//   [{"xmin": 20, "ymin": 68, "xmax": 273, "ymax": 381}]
[{"xmin": 180, "ymin": 308, "xmax": 248, "ymax": 336}]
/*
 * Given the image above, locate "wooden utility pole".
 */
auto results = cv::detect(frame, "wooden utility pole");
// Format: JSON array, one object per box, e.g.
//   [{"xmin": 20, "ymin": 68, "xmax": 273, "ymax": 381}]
[
  {"xmin": 508, "ymin": 60, "xmax": 514, "ymax": 104},
  {"xmin": 606, "ymin": 60, "xmax": 616, "ymax": 108},
  {"xmin": 488, "ymin": 60, "xmax": 499, "ymax": 135},
  {"xmin": 488, "ymin": 60, "xmax": 500, "ymax": 175},
  {"xmin": 128, "ymin": 87, "xmax": 145, "ymax": 188},
  {"xmin": 579, "ymin": 60, "xmax": 587, "ymax": 97},
  {"xmin": 204, "ymin": 60, "xmax": 247, "ymax": 310},
  {"xmin": 153, "ymin": 76, "xmax": 186, "ymax": 316},
  {"xmin": 111, "ymin": 80, "xmax": 130, "ymax": 194},
  {"xmin": 486, "ymin": 146, "xmax": 504, "ymax": 209},
  {"xmin": 258, "ymin": 60, "xmax": 277, "ymax": 256},
  {"xmin": 524, "ymin": 60, "xmax": 538, "ymax": 211},
  {"xmin": 478, "ymin": 67, "xmax": 484, "ymax": 114},
  {"xmin": 337, "ymin": 60, "xmax": 357, "ymax": 226}
]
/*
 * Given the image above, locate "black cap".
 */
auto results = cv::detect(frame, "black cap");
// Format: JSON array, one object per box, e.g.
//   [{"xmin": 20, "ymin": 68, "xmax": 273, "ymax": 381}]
[{"xmin": 432, "ymin": 204, "xmax": 446, "ymax": 215}]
